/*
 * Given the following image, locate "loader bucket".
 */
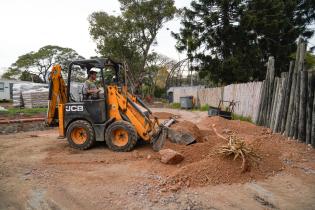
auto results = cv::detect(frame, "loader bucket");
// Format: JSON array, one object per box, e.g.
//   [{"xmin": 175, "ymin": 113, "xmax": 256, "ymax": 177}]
[
  {"xmin": 152, "ymin": 126, "xmax": 168, "ymax": 151},
  {"xmin": 151, "ymin": 118, "xmax": 196, "ymax": 151},
  {"xmin": 152, "ymin": 118, "xmax": 175, "ymax": 151}
]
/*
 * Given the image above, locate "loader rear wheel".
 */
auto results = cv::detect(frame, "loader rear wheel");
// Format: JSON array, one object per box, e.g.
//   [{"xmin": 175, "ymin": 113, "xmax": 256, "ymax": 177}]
[
  {"xmin": 105, "ymin": 121, "xmax": 137, "ymax": 152},
  {"xmin": 67, "ymin": 120, "xmax": 95, "ymax": 150}
]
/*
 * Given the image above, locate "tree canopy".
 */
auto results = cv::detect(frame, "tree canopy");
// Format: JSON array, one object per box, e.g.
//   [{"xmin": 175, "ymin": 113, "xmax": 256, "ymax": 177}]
[
  {"xmin": 2, "ymin": 45, "xmax": 84, "ymax": 83},
  {"xmin": 88, "ymin": 0, "xmax": 176, "ymax": 88},
  {"xmin": 173, "ymin": 0, "xmax": 315, "ymax": 85}
]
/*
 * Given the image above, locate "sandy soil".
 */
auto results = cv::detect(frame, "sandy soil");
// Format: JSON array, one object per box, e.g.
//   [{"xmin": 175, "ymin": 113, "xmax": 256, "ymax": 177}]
[{"xmin": 0, "ymin": 108, "xmax": 315, "ymax": 210}]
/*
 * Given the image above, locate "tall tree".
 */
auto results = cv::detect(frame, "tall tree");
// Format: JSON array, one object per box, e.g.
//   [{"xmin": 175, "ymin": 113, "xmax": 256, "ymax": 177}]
[
  {"xmin": 174, "ymin": 0, "xmax": 315, "ymax": 85},
  {"xmin": 173, "ymin": 0, "xmax": 248, "ymax": 85},
  {"xmin": 3, "ymin": 45, "xmax": 84, "ymax": 82},
  {"xmin": 89, "ymin": 12, "xmax": 142, "ymax": 83},
  {"xmin": 241, "ymin": 0, "xmax": 315, "ymax": 75},
  {"xmin": 89, "ymin": 0, "xmax": 176, "ymax": 87}
]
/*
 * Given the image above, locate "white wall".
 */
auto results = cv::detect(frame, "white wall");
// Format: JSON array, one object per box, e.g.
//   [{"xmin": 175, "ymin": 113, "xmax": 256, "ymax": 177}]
[{"xmin": 168, "ymin": 82, "xmax": 263, "ymax": 122}]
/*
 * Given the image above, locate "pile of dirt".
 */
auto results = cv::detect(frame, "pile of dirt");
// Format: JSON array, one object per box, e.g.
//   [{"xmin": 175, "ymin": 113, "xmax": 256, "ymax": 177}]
[
  {"xmin": 157, "ymin": 116, "xmax": 315, "ymax": 189},
  {"xmin": 152, "ymin": 112, "xmax": 179, "ymax": 119},
  {"xmin": 169, "ymin": 120, "xmax": 205, "ymax": 142}
]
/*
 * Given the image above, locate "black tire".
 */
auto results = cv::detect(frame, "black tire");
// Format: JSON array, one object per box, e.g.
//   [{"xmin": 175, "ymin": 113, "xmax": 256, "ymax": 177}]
[
  {"xmin": 105, "ymin": 121, "xmax": 138, "ymax": 152},
  {"xmin": 66, "ymin": 120, "xmax": 95, "ymax": 150}
]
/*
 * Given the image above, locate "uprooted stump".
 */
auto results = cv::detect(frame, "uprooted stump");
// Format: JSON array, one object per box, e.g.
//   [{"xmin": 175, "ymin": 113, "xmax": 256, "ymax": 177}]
[
  {"xmin": 217, "ymin": 135, "xmax": 261, "ymax": 172},
  {"xmin": 159, "ymin": 149, "xmax": 184, "ymax": 164}
]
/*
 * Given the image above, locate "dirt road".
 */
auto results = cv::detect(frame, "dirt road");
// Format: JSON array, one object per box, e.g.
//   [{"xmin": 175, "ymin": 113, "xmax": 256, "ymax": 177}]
[{"xmin": 1, "ymin": 108, "xmax": 315, "ymax": 210}]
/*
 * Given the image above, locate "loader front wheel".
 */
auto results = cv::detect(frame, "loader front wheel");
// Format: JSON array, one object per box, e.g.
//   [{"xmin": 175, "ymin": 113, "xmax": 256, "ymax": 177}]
[
  {"xmin": 105, "ymin": 121, "xmax": 137, "ymax": 152},
  {"xmin": 67, "ymin": 120, "xmax": 95, "ymax": 150}
]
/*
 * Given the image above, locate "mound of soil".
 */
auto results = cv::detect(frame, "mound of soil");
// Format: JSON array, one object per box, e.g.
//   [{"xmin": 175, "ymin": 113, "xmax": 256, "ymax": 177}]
[
  {"xmin": 157, "ymin": 116, "xmax": 315, "ymax": 189},
  {"xmin": 152, "ymin": 112, "xmax": 177, "ymax": 119}
]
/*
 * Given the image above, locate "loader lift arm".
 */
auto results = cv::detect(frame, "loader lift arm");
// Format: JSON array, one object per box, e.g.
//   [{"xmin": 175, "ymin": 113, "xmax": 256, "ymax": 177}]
[{"xmin": 47, "ymin": 64, "xmax": 67, "ymax": 126}]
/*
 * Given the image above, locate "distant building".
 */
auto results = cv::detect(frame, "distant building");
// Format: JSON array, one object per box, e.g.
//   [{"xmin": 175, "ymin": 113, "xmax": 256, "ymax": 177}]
[
  {"xmin": 0, "ymin": 79, "xmax": 32, "ymax": 101},
  {"xmin": 0, "ymin": 79, "xmax": 15, "ymax": 101}
]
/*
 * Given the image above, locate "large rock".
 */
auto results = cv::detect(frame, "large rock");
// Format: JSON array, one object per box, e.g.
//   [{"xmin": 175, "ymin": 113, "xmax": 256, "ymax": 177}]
[
  {"xmin": 168, "ymin": 120, "xmax": 202, "ymax": 144},
  {"xmin": 159, "ymin": 149, "xmax": 184, "ymax": 164}
]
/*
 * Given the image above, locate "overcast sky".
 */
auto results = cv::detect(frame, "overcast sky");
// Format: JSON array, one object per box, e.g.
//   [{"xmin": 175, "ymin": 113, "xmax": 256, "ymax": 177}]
[
  {"xmin": 0, "ymin": 0, "xmax": 191, "ymax": 74},
  {"xmin": 0, "ymin": 0, "xmax": 314, "ymax": 75}
]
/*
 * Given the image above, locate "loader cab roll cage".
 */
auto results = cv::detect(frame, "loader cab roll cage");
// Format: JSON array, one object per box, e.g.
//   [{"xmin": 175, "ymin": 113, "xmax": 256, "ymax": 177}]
[{"xmin": 67, "ymin": 58, "xmax": 123, "ymax": 102}]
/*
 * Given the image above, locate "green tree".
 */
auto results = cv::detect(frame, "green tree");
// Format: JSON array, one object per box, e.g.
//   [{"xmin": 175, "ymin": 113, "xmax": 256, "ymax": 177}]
[
  {"xmin": 89, "ymin": 12, "xmax": 142, "ymax": 84},
  {"xmin": 142, "ymin": 53, "xmax": 175, "ymax": 96},
  {"xmin": 1, "ymin": 67, "xmax": 20, "ymax": 80},
  {"xmin": 241, "ymin": 0, "xmax": 315, "ymax": 76},
  {"xmin": 88, "ymin": 0, "xmax": 176, "ymax": 88},
  {"xmin": 3, "ymin": 45, "xmax": 84, "ymax": 83},
  {"xmin": 173, "ymin": 0, "xmax": 315, "ymax": 85},
  {"xmin": 173, "ymin": 0, "xmax": 248, "ymax": 85}
]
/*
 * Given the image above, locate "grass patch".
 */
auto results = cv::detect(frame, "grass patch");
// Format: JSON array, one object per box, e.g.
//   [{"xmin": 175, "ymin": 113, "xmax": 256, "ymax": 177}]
[
  {"xmin": 0, "ymin": 107, "xmax": 47, "ymax": 117},
  {"xmin": 159, "ymin": 98, "xmax": 168, "ymax": 104},
  {"xmin": 0, "ymin": 100, "xmax": 12, "ymax": 103},
  {"xmin": 168, "ymin": 103, "xmax": 210, "ymax": 111},
  {"xmin": 169, "ymin": 102, "xmax": 181, "ymax": 109},
  {"xmin": 191, "ymin": 104, "xmax": 209, "ymax": 112},
  {"xmin": 232, "ymin": 113, "xmax": 252, "ymax": 123},
  {"xmin": 199, "ymin": 104, "xmax": 209, "ymax": 111}
]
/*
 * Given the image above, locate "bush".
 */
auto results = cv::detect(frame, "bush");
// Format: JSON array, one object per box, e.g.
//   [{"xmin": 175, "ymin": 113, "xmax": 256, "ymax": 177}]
[{"xmin": 154, "ymin": 87, "xmax": 166, "ymax": 98}]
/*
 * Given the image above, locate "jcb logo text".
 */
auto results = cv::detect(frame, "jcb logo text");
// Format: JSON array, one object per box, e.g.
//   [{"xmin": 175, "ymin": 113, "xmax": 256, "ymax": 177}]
[{"xmin": 66, "ymin": 106, "xmax": 84, "ymax": 112}]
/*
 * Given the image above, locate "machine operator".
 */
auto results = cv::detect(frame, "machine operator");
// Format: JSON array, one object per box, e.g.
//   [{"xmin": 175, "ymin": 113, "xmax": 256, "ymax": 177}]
[{"xmin": 83, "ymin": 69, "xmax": 101, "ymax": 100}]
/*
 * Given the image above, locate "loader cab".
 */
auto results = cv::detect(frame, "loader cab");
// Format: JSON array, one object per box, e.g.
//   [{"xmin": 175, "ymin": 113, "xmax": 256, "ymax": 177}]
[{"xmin": 63, "ymin": 58, "xmax": 123, "ymax": 143}]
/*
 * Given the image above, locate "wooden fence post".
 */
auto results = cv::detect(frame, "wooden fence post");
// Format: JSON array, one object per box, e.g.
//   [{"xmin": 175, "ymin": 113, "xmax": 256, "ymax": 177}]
[
  {"xmin": 275, "ymin": 73, "xmax": 287, "ymax": 132},
  {"xmin": 294, "ymin": 72, "xmax": 301, "ymax": 139},
  {"xmin": 270, "ymin": 77, "xmax": 279, "ymax": 129},
  {"xmin": 280, "ymin": 62, "xmax": 294, "ymax": 133},
  {"xmin": 286, "ymin": 72, "xmax": 298, "ymax": 137},
  {"xmin": 266, "ymin": 57, "xmax": 275, "ymax": 126},
  {"xmin": 306, "ymin": 72, "xmax": 315, "ymax": 144},
  {"xmin": 312, "ymin": 92, "xmax": 315, "ymax": 147},
  {"xmin": 298, "ymin": 70, "xmax": 307, "ymax": 141}
]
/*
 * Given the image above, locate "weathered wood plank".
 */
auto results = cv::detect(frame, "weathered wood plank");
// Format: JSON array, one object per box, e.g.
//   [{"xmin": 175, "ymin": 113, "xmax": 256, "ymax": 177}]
[
  {"xmin": 271, "ymin": 78, "xmax": 281, "ymax": 130},
  {"xmin": 312, "ymin": 92, "xmax": 315, "ymax": 147},
  {"xmin": 298, "ymin": 70, "xmax": 307, "ymax": 141},
  {"xmin": 266, "ymin": 57, "xmax": 276, "ymax": 126},
  {"xmin": 294, "ymin": 72, "xmax": 301, "ymax": 140},
  {"xmin": 306, "ymin": 72, "xmax": 315, "ymax": 144},
  {"xmin": 280, "ymin": 62, "xmax": 294, "ymax": 133},
  {"xmin": 275, "ymin": 74, "xmax": 287, "ymax": 132},
  {"xmin": 286, "ymin": 72, "xmax": 298, "ymax": 137}
]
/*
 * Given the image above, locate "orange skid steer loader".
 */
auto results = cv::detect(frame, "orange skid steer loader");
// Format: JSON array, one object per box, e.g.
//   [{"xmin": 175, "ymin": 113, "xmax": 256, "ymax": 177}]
[{"xmin": 47, "ymin": 58, "xmax": 174, "ymax": 152}]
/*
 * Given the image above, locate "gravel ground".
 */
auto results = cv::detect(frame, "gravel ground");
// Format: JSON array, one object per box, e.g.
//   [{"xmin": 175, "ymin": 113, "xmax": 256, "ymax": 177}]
[{"xmin": 0, "ymin": 108, "xmax": 315, "ymax": 210}]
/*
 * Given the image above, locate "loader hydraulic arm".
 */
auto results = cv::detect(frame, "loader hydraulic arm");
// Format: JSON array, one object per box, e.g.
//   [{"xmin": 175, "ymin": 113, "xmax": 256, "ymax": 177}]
[
  {"xmin": 47, "ymin": 64, "xmax": 67, "ymax": 126},
  {"xmin": 107, "ymin": 85, "xmax": 157, "ymax": 141}
]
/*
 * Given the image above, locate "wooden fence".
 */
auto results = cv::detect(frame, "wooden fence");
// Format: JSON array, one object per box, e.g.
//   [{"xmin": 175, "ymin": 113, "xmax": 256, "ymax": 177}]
[
  {"xmin": 257, "ymin": 39, "xmax": 315, "ymax": 146},
  {"xmin": 224, "ymin": 82, "xmax": 263, "ymax": 122},
  {"xmin": 167, "ymin": 38, "xmax": 314, "ymax": 147},
  {"xmin": 167, "ymin": 82, "xmax": 263, "ymax": 122}
]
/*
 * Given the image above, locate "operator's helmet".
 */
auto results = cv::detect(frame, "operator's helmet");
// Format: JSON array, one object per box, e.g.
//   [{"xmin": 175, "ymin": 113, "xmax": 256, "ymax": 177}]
[{"xmin": 89, "ymin": 69, "xmax": 98, "ymax": 75}]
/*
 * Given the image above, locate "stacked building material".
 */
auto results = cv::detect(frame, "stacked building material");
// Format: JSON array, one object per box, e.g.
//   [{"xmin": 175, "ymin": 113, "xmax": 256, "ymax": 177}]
[
  {"xmin": 22, "ymin": 88, "xmax": 49, "ymax": 108},
  {"xmin": 12, "ymin": 83, "xmax": 48, "ymax": 108}
]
